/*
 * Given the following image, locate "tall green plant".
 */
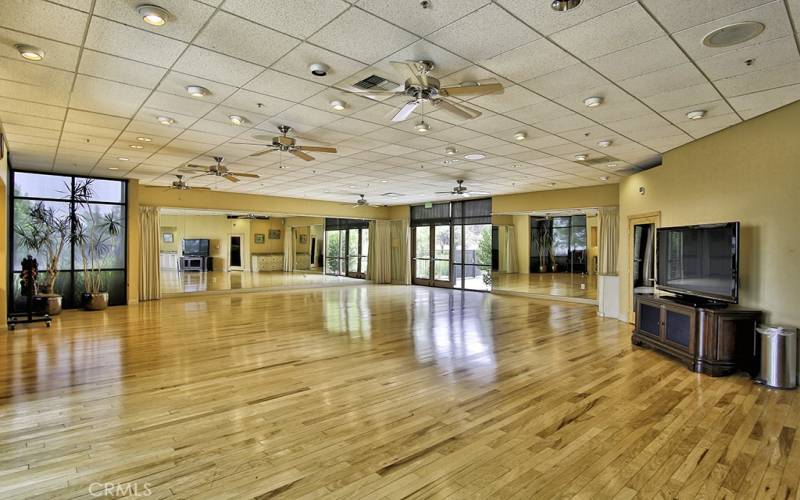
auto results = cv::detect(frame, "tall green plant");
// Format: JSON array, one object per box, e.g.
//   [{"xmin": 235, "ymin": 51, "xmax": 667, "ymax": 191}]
[
  {"xmin": 14, "ymin": 201, "xmax": 70, "ymax": 294},
  {"xmin": 71, "ymin": 179, "xmax": 122, "ymax": 294}
]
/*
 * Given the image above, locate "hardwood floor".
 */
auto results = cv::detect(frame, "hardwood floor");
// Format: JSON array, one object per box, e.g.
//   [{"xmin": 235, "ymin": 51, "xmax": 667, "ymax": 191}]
[
  {"xmin": 493, "ymin": 272, "xmax": 598, "ymax": 301},
  {"xmin": 160, "ymin": 270, "xmax": 359, "ymax": 295},
  {"xmin": 1, "ymin": 285, "xmax": 798, "ymax": 499}
]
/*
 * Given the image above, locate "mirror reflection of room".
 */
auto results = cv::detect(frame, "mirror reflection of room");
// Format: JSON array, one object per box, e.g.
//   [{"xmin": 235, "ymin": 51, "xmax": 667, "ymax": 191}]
[{"xmin": 492, "ymin": 209, "xmax": 599, "ymax": 303}]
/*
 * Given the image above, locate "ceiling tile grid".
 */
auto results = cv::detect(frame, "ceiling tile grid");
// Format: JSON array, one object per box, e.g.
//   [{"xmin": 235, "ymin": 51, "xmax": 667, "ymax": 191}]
[{"xmin": 0, "ymin": 0, "xmax": 798, "ymax": 205}]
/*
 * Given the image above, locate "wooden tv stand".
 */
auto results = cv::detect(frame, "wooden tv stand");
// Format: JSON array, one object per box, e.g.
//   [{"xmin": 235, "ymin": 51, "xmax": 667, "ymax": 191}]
[{"xmin": 632, "ymin": 294, "xmax": 761, "ymax": 377}]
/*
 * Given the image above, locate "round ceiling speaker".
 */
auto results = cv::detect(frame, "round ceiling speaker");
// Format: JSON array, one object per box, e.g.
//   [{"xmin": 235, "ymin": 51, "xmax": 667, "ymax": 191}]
[
  {"xmin": 551, "ymin": 0, "xmax": 581, "ymax": 12},
  {"xmin": 702, "ymin": 22, "xmax": 764, "ymax": 48}
]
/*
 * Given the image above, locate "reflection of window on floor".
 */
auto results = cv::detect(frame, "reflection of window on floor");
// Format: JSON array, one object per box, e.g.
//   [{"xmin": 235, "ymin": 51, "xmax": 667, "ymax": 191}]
[{"xmin": 10, "ymin": 172, "xmax": 128, "ymax": 309}]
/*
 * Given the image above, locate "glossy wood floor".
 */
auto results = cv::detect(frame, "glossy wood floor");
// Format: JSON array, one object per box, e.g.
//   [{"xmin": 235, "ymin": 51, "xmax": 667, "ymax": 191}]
[
  {"xmin": 1, "ymin": 285, "xmax": 798, "ymax": 499},
  {"xmin": 160, "ymin": 269, "xmax": 358, "ymax": 295},
  {"xmin": 493, "ymin": 272, "xmax": 598, "ymax": 300}
]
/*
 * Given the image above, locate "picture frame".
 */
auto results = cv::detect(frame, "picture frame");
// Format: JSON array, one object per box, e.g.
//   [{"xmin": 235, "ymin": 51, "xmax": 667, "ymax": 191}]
[
  {"xmin": 254, "ymin": 233, "xmax": 265, "ymax": 244},
  {"xmin": 298, "ymin": 234, "xmax": 308, "ymax": 244},
  {"xmin": 268, "ymin": 229, "xmax": 281, "ymax": 240},
  {"xmin": 162, "ymin": 232, "xmax": 174, "ymax": 243}
]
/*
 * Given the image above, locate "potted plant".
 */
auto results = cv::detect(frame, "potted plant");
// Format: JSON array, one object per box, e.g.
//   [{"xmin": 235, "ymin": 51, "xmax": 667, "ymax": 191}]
[
  {"xmin": 71, "ymin": 179, "xmax": 122, "ymax": 311},
  {"xmin": 14, "ymin": 201, "xmax": 70, "ymax": 315},
  {"xmin": 536, "ymin": 219, "xmax": 551, "ymax": 273}
]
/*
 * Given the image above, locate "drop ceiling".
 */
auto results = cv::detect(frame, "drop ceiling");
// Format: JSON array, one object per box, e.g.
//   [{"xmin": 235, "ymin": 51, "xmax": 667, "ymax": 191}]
[{"xmin": 1, "ymin": 0, "xmax": 799, "ymax": 205}]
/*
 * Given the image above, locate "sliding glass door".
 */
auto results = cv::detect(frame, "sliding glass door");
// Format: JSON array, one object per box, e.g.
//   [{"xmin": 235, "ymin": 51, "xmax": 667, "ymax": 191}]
[
  {"xmin": 325, "ymin": 219, "xmax": 368, "ymax": 279},
  {"xmin": 453, "ymin": 224, "xmax": 492, "ymax": 291},
  {"xmin": 412, "ymin": 224, "xmax": 452, "ymax": 287},
  {"xmin": 346, "ymin": 227, "xmax": 368, "ymax": 279}
]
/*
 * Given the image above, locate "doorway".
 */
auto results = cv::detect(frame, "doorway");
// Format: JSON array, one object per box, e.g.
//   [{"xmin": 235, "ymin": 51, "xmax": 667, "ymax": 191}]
[
  {"xmin": 324, "ymin": 225, "xmax": 368, "ymax": 279},
  {"xmin": 412, "ymin": 224, "xmax": 452, "ymax": 287},
  {"xmin": 229, "ymin": 234, "xmax": 243, "ymax": 271},
  {"xmin": 627, "ymin": 212, "xmax": 660, "ymax": 323}
]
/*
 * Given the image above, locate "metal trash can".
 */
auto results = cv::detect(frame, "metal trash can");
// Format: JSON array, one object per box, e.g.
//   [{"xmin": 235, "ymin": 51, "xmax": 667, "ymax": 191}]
[{"xmin": 758, "ymin": 326, "xmax": 797, "ymax": 389}]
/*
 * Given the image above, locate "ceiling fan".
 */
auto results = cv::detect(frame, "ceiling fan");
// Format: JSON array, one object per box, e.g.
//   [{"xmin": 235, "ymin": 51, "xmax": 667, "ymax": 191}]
[
  {"xmin": 227, "ymin": 213, "xmax": 270, "ymax": 220},
  {"xmin": 234, "ymin": 125, "xmax": 338, "ymax": 161},
  {"xmin": 343, "ymin": 60, "xmax": 504, "ymax": 123},
  {"xmin": 436, "ymin": 179, "xmax": 490, "ymax": 197},
  {"xmin": 167, "ymin": 174, "xmax": 211, "ymax": 191},
  {"xmin": 342, "ymin": 194, "xmax": 384, "ymax": 208},
  {"xmin": 181, "ymin": 156, "xmax": 260, "ymax": 183}
]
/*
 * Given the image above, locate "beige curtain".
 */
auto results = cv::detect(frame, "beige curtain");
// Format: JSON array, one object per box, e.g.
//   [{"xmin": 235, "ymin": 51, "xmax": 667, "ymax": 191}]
[
  {"xmin": 506, "ymin": 225, "xmax": 519, "ymax": 273},
  {"xmin": 368, "ymin": 220, "xmax": 392, "ymax": 283},
  {"xmin": 138, "ymin": 206, "xmax": 161, "ymax": 301},
  {"xmin": 390, "ymin": 219, "xmax": 411, "ymax": 284},
  {"xmin": 599, "ymin": 207, "xmax": 619, "ymax": 276},
  {"xmin": 283, "ymin": 227, "xmax": 295, "ymax": 272}
]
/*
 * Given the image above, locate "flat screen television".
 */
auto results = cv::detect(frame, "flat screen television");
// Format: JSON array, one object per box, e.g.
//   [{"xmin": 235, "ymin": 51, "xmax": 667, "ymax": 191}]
[
  {"xmin": 182, "ymin": 239, "xmax": 210, "ymax": 257},
  {"xmin": 656, "ymin": 222, "xmax": 740, "ymax": 303}
]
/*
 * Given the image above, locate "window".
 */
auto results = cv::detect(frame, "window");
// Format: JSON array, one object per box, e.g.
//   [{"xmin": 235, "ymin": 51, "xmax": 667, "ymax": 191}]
[
  {"xmin": 530, "ymin": 215, "xmax": 587, "ymax": 273},
  {"xmin": 324, "ymin": 218, "xmax": 368, "ymax": 279},
  {"xmin": 9, "ymin": 172, "xmax": 128, "ymax": 310}
]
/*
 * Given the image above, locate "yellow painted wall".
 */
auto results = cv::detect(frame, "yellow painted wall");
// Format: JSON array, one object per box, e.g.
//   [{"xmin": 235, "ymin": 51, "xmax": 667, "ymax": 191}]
[
  {"xmin": 513, "ymin": 215, "xmax": 530, "ymax": 274},
  {"xmin": 0, "ymin": 140, "xmax": 8, "ymax": 326},
  {"xmin": 388, "ymin": 205, "xmax": 410, "ymax": 220},
  {"xmin": 618, "ymin": 100, "xmax": 800, "ymax": 326},
  {"xmin": 249, "ymin": 218, "xmax": 285, "ymax": 254},
  {"xmin": 126, "ymin": 180, "xmax": 139, "ymax": 304},
  {"xmin": 492, "ymin": 184, "xmax": 619, "ymax": 213},
  {"xmin": 160, "ymin": 214, "xmax": 261, "ymax": 271},
  {"xmin": 587, "ymin": 214, "xmax": 598, "ymax": 276}
]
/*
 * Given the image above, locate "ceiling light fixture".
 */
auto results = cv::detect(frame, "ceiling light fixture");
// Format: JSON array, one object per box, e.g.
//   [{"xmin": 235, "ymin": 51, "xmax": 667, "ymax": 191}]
[
  {"xmin": 330, "ymin": 100, "xmax": 346, "ymax": 111},
  {"xmin": 380, "ymin": 179, "xmax": 389, "ymax": 183},
  {"xmin": 309, "ymin": 62, "xmax": 329, "ymax": 77},
  {"xmin": 514, "ymin": 131, "xmax": 527, "ymax": 141},
  {"xmin": 229, "ymin": 115, "xmax": 246, "ymax": 126},
  {"xmin": 608, "ymin": 163, "xmax": 618, "ymax": 169},
  {"xmin": 108, "ymin": 166, "xmax": 119, "ymax": 171},
  {"xmin": 575, "ymin": 153, "xmax": 589, "ymax": 161},
  {"xmin": 445, "ymin": 146, "xmax": 457, "ymax": 155},
  {"xmin": 157, "ymin": 116, "xmax": 174, "ymax": 125},
  {"xmin": 129, "ymin": 144, "xmax": 144, "ymax": 149},
  {"xmin": 686, "ymin": 110, "xmax": 706, "ymax": 120},
  {"xmin": 15, "ymin": 44, "xmax": 45, "ymax": 61},
  {"xmin": 136, "ymin": 136, "xmax": 152, "ymax": 142},
  {"xmin": 546, "ymin": 182, "xmax": 557, "ymax": 187},
  {"xmin": 185, "ymin": 85, "xmax": 209, "ymax": 98},
  {"xmin": 583, "ymin": 96, "xmax": 603, "ymax": 108},
  {"xmin": 414, "ymin": 120, "xmax": 431, "ymax": 133},
  {"xmin": 703, "ymin": 22, "xmax": 765, "ymax": 48},
  {"xmin": 600, "ymin": 176, "xmax": 609, "ymax": 181},
  {"xmin": 464, "ymin": 153, "xmax": 486, "ymax": 160},
  {"xmin": 117, "ymin": 156, "xmax": 129, "ymax": 161},
  {"xmin": 551, "ymin": 0, "xmax": 581, "ymax": 12},
  {"xmin": 137, "ymin": 4, "xmax": 171, "ymax": 26},
  {"xmin": 596, "ymin": 139, "xmax": 612, "ymax": 148}
]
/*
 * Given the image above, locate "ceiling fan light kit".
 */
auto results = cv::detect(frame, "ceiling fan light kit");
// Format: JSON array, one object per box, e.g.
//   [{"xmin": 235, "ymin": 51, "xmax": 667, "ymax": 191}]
[
  {"xmin": 414, "ymin": 120, "xmax": 431, "ymax": 133},
  {"xmin": 182, "ymin": 156, "xmax": 260, "ymax": 183},
  {"xmin": 435, "ymin": 179, "xmax": 490, "ymax": 197},
  {"xmin": 234, "ymin": 125, "xmax": 338, "ymax": 162}
]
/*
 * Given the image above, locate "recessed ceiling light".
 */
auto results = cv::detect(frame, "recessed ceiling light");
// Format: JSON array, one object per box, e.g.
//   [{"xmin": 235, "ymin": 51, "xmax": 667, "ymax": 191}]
[
  {"xmin": 596, "ymin": 139, "xmax": 612, "ymax": 148},
  {"xmin": 686, "ymin": 110, "xmax": 706, "ymax": 120},
  {"xmin": 15, "ymin": 44, "xmax": 45, "ymax": 61},
  {"xmin": 185, "ymin": 85, "xmax": 209, "ymax": 98},
  {"xmin": 551, "ymin": 0, "xmax": 581, "ymax": 11},
  {"xmin": 330, "ymin": 100, "xmax": 346, "ymax": 111},
  {"xmin": 108, "ymin": 167, "xmax": 119, "ymax": 171},
  {"xmin": 445, "ymin": 146, "xmax": 457, "ymax": 155},
  {"xmin": 583, "ymin": 96, "xmax": 603, "ymax": 108},
  {"xmin": 137, "ymin": 4, "xmax": 171, "ymax": 26},
  {"xmin": 514, "ymin": 131, "xmax": 527, "ymax": 141},
  {"xmin": 464, "ymin": 153, "xmax": 486, "ymax": 160},
  {"xmin": 703, "ymin": 22, "xmax": 764, "ymax": 48},
  {"xmin": 136, "ymin": 136, "xmax": 152, "ymax": 142},
  {"xmin": 608, "ymin": 163, "xmax": 618, "ymax": 169},
  {"xmin": 229, "ymin": 115, "xmax": 246, "ymax": 126},
  {"xmin": 278, "ymin": 165, "xmax": 288, "ymax": 169},
  {"xmin": 575, "ymin": 153, "xmax": 589, "ymax": 161},
  {"xmin": 157, "ymin": 116, "xmax": 174, "ymax": 125},
  {"xmin": 117, "ymin": 156, "xmax": 129, "ymax": 161},
  {"xmin": 546, "ymin": 182, "xmax": 557, "ymax": 187},
  {"xmin": 380, "ymin": 179, "xmax": 389, "ymax": 183},
  {"xmin": 600, "ymin": 176, "xmax": 609, "ymax": 181},
  {"xmin": 309, "ymin": 62, "xmax": 329, "ymax": 77},
  {"xmin": 348, "ymin": 185, "xmax": 357, "ymax": 189},
  {"xmin": 414, "ymin": 120, "xmax": 431, "ymax": 133},
  {"xmin": 129, "ymin": 144, "xmax": 144, "ymax": 149}
]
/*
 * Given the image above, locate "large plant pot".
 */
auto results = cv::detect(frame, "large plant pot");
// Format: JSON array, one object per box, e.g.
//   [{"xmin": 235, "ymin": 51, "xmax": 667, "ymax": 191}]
[
  {"xmin": 82, "ymin": 292, "xmax": 109, "ymax": 311},
  {"xmin": 550, "ymin": 264, "xmax": 558, "ymax": 272},
  {"xmin": 538, "ymin": 265, "xmax": 547, "ymax": 273},
  {"xmin": 34, "ymin": 294, "xmax": 62, "ymax": 315}
]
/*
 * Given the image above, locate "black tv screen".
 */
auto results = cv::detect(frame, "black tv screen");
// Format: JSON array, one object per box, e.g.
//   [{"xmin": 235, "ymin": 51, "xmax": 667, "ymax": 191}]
[
  {"xmin": 182, "ymin": 239, "xmax": 209, "ymax": 256},
  {"xmin": 656, "ymin": 222, "xmax": 739, "ymax": 303}
]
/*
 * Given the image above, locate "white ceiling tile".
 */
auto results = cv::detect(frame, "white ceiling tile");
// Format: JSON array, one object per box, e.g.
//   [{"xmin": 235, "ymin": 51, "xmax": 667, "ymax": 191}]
[
  {"xmin": 358, "ymin": 0, "xmax": 490, "ymax": 36},
  {"xmin": 158, "ymin": 71, "xmax": 238, "ymax": 104},
  {"xmin": 728, "ymin": 83, "xmax": 800, "ymax": 118},
  {"xmin": 85, "ymin": 18, "xmax": 187, "ymax": 67},
  {"xmin": 481, "ymin": 38, "xmax": 578, "ymax": 83},
  {"xmin": 0, "ymin": 111, "xmax": 62, "ymax": 131},
  {"xmin": 0, "ymin": 28, "xmax": 80, "ymax": 72},
  {"xmin": 0, "ymin": 0, "xmax": 88, "ymax": 44},
  {"xmin": 495, "ymin": 0, "xmax": 634, "ymax": 36},
  {"xmin": 78, "ymin": 50, "xmax": 167, "ymax": 88},
  {"xmin": 309, "ymin": 8, "xmax": 419, "ymax": 64},
  {"xmin": 244, "ymin": 70, "xmax": 327, "ymax": 103},
  {"xmin": 551, "ymin": 3, "xmax": 662, "ymax": 60},
  {"xmin": 374, "ymin": 40, "xmax": 471, "ymax": 81},
  {"xmin": 642, "ymin": 83, "xmax": 723, "ymax": 112},
  {"xmin": 714, "ymin": 61, "xmax": 800, "ymax": 96},
  {"xmin": 695, "ymin": 36, "xmax": 800, "ymax": 81},
  {"xmin": 93, "ymin": 0, "xmax": 215, "ymax": 42},
  {"xmin": 193, "ymin": 11, "xmax": 299, "ymax": 67},
  {"xmin": 272, "ymin": 43, "xmax": 367, "ymax": 86},
  {"xmin": 222, "ymin": 0, "xmax": 349, "ymax": 39},
  {"xmin": 427, "ymin": 4, "xmax": 540, "ymax": 61},
  {"xmin": 66, "ymin": 109, "xmax": 129, "ymax": 129},
  {"xmin": 0, "ymin": 79, "xmax": 70, "ymax": 107},
  {"xmin": 0, "ymin": 97, "xmax": 65, "ymax": 120},
  {"xmin": 70, "ymin": 75, "xmax": 152, "ymax": 117},
  {"xmin": 173, "ymin": 46, "xmax": 265, "ymax": 87},
  {"xmin": 588, "ymin": 37, "xmax": 690, "ymax": 81},
  {"xmin": 144, "ymin": 92, "xmax": 215, "ymax": 118},
  {"xmin": 468, "ymin": 85, "xmax": 543, "ymax": 113},
  {"xmin": 640, "ymin": 0, "xmax": 774, "ymax": 32},
  {"xmin": 619, "ymin": 63, "xmax": 708, "ymax": 98},
  {"xmin": 521, "ymin": 63, "xmax": 609, "ymax": 100}
]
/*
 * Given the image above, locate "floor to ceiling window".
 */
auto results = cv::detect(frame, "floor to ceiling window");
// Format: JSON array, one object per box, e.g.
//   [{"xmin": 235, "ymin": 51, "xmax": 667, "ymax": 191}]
[
  {"xmin": 324, "ymin": 218, "xmax": 368, "ymax": 279},
  {"xmin": 530, "ymin": 215, "xmax": 587, "ymax": 274},
  {"xmin": 9, "ymin": 171, "xmax": 128, "ymax": 310}
]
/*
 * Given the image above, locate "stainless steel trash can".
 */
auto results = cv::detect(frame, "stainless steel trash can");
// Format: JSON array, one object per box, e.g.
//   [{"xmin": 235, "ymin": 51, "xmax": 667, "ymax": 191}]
[{"xmin": 758, "ymin": 326, "xmax": 797, "ymax": 389}]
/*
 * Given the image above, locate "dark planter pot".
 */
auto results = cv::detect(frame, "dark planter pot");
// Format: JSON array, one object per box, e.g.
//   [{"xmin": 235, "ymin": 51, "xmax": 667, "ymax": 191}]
[
  {"xmin": 550, "ymin": 264, "xmax": 558, "ymax": 272},
  {"xmin": 538, "ymin": 265, "xmax": 547, "ymax": 273},
  {"xmin": 34, "ymin": 294, "xmax": 62, "ymax": 315},
  {"xmin": 82, "ymin": 292, "xmax": 109, "ymax": 311}
]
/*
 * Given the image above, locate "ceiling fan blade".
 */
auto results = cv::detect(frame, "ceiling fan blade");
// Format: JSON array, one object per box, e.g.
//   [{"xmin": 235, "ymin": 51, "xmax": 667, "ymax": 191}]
[
  {"xmin": 297, "ymin": 146, "xmax": 337, "ymax": 153},
  {"xmin": 467, "ymin": 191, "xmax": 490, "ymax": 195},
  {"xmin": 230, "ymin": 142, "xmax": 268, "ymax": 146},
  {"xmin": 191, "ymin": 187, "xmax": 213, "ymax": 191},
  {"xmin": 441, "ymin": 82, "xmax": 504, "ymax": 97},
  {"xmin": 290, "ymin": 150, "xmax": 315, "ymax": 161},
  {"xmin": 183, "ymin": 164, "xmax": 209, "ymax": 169},
  {"xmin": 391, "ymin": 100, "xmax": 420, "ymax": 123},
  {"xmin": 190, "ymin": 173, "xmax": 210, "ymax": 179},
  {"xmin": 223, "ymin": 174, "xmax": 240, "ymax": 183},
  {"xmin": 250, "ymin": 149, "xmax": 275, "ymax": 157},
  {"xmin": 448, "ymin": 99, "xmax": 482, "ymax": 119},
  {"xmin": 434, "ymin": 191, "xmax": 455, "ymax": 194},
  {"xmin": 338, "ymin": 88, "xmax": 404, "ymax": 98},
  {"xmin": 433, "ymin": 99, "xmax": 474, "ymax": 120},
  {"xmin": 228, "ymin": 172, "xmax": 260, "ymax": 178},
  {"xmin": 390, "ymin": 60, "xmax": 426, "ymax": 87}
]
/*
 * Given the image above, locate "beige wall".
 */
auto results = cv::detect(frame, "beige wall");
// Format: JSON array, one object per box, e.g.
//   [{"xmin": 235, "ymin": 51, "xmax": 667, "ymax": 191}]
[
  {"xmin": 249, "ymin": 218, "xmax": 285, "ymax": 254},
  {"xmin": 618, "ymin": 100, "xmax": 800, "ymax": 326},
  {"xmin": 587, "ymin": 214, "xmax": 598, "ymax": 276},
  {"xmin": 0, "ymin": 141, "xmax": 7, "ymax": 326},
  {"xmin": 512, "ymin": 215, "xmax": 530, "ymax": 274},
  {"xmin": 126, "ymin": 180, "xmax": 139, "ymax": 304},
  {"xmin": 492, "ymin": 184, "xmax": 619, "ymax": 213},
  {"xmin": 160, "ymin": 214, "xmax": 263, "ymax": 271}
]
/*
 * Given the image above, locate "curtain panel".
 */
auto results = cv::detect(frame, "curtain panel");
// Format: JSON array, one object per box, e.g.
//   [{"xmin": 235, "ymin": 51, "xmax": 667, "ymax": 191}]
[
  {"xmin": 599, "ymin": 207, "xmax": 619, "ymax": 276},
  {"xmin": 283, "ymin": 227, "xmax": 295, "ymax": 272},
  {"xmin": 506, "ymin": 225, "xmax": 519, "ymax": 274},
  {"xmin": 367, "ymin": 220, "xmax": 392, "ymax": 283},
  {"xmin": 138, "ymin": 206, "xmax": 161, "ymax": 301},
  {"xmin": 390, "ymin": 219, "xmax": 411, "ymax": 284}
]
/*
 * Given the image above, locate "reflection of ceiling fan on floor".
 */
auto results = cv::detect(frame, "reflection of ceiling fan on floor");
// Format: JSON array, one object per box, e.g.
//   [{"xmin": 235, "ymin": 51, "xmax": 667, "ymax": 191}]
[
  {"xmin": 234, "ymin": 125, "xmax": 338, "ymax": 161},
  {"xmin": 167, "ymin": 174, "xmax": 210, "ymax": 191},
  {"xmin": 344, "ymin": 60, "xmax": 504, "ymax": 123},
  {"xmin": 181, "ymin": 156, "xmax": 260, "ymax": 183},
  {"xmin": 436, "ymin": 179, "xmax": 490, "ymax": 197}
]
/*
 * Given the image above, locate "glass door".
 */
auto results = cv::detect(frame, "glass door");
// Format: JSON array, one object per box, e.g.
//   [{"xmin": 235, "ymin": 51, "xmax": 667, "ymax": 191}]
[
  {"xmin": 346, "ymin": 227, "xmax": 368, "ymax": 279},
  {"xmin": 412, "ymin": 224, "xmax": 452, "ymax": 287},
  {"xmin": 453, "ymin": 224, "xmax": 492, "ymax": 291},
  {"xmin": 325, "ymin": 229, "xmax": 346, "ymax": 276}
]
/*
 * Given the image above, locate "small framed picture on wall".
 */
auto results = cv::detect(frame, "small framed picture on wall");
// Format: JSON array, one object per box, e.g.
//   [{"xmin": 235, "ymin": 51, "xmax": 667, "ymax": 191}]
[
  {"xmin": 298, "ymin": 234, "xmax": 308, "ymax": 244},
  {"xmin": 268, "ymin": 229, "xmax": 281, "ymax": 240},
  {"xmin": 162, "ymin": 232, "xmax": 174, "ymax": 243},
  {"xmin": 254, "ymin": 233, "xmax": 265, "ymax": 244}
]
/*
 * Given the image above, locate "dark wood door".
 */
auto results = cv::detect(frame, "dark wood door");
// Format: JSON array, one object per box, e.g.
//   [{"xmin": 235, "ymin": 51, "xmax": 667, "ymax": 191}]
[{"xmin": 662, "ymin": 303, "xmax": 695, "ymax": 354}]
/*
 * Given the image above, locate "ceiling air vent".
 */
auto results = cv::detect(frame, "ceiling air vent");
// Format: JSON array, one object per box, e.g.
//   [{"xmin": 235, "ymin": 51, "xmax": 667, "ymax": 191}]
[
  {"xmin": 578, "ymin": 155, "xmax": 614, "ymax": 166},
  {"xmin": 353, "ymin": 75, "xmax": 400, "ymax": 91}
]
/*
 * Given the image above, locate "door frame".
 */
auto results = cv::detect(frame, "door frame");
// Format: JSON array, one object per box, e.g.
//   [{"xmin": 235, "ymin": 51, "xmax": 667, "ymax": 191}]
[
  {"xmin": 411, "ymin": 223, "xmax": 453, "ymax": 288},
  {"xmin": 627, "ymin": 212, "xmax": 660, "ymax": 323},
  {"xmin": 346, "ymin": 226, "xmax": 368, "ymax": 279},
  {"xmin": 228, "ymin": 233, "xmax": 245, "ymax": 271}
]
